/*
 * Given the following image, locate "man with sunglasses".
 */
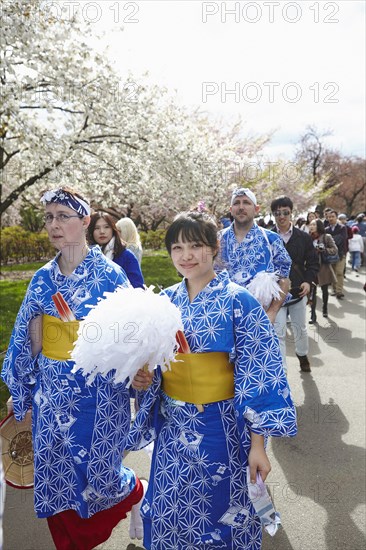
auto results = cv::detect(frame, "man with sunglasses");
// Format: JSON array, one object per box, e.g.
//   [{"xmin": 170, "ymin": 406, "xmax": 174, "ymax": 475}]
[{"xmin": 270, "ymin": 196, "xmax": 319, "ymax": 373}]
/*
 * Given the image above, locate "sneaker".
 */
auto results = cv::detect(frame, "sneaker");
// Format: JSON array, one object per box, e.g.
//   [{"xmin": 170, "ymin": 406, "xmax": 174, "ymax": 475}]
[
  {"xmin": 336, "ymin": 294, "xmax": 344, "ymax": 300},
  {"xmin": 296, "ymin": 354, "xmax": 311, "ymax": 372},
  {"xmin": 309, "ymin": 318, "xmax": 317, "ymax": 324},
  {"xmin": 323, "ymin": 312, "xmax": 328, "ymax": 318}
]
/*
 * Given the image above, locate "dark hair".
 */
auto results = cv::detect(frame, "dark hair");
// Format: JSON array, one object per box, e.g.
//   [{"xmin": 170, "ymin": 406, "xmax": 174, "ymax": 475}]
[
  {"xmin": 329, "ymin": 210, "xmax": 338, "ymax": 217},
  {"xmin": 88, "ymin": 212, "xmax": 125, "ymax": 257},
  {"xmin": 312, "ymin": 219, "xmax": 325, "ymax": 235},
  {"xmin": 165, "ymin": 211, "xmax": 219, "ymax": 256},
  {"xmin": 270, "ymin": 196, "xmax": 293, "ymax": 212},
  {"xmin": 306, "ymin": 212, "xmax": 316, "ymax": 224}
]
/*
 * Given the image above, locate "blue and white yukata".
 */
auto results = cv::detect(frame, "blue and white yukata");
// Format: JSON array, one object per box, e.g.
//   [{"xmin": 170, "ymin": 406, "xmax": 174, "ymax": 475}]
[
  {"xmin": 1, "ymin": 247, "xmax": 137, "ymax": 519},
  {"xmin": 127, "ymin": 271, "xmax": 297, "ymax": 550},
  {"xmin": 216, "ymin": 222, "xmax": 291, "ymax": 288}
]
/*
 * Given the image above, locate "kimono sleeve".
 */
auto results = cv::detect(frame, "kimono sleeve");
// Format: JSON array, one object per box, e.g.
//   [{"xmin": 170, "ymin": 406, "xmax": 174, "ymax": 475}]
[
  {"xmin": 214, "ymin": 227, "xmax": 230, "ymax": 274},
  {"xmin": 1, "ymin": 276, "xmax": 43, "ymax": 420},
  {"xmin": 268, "ymin": 231, "xmax": 292, "ymax": 278},
  {"xmin": 233, "ymin": 289, "xmax": 297, "ymax": 439},
  {"xmin": 125, "ymin": 370, "xmax": 163, "ymax": 452}
]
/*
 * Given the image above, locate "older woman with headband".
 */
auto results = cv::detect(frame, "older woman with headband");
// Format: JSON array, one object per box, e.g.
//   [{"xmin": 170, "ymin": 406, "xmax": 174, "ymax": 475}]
[{"xmin": 1, "ymin": 187, "xmax": 144, "ymax": 550}]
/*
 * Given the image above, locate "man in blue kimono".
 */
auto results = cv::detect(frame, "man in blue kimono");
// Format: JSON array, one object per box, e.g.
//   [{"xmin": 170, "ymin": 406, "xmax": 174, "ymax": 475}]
[{"xmin": 215, "ymin": 188, "xmax": 291, "ymax": 324}]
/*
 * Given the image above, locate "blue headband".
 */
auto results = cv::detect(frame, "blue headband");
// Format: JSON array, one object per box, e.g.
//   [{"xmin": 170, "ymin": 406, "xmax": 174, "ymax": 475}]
[{"xmin": 40, "ymin": 189, "xmax": 90, "ymax": 216}]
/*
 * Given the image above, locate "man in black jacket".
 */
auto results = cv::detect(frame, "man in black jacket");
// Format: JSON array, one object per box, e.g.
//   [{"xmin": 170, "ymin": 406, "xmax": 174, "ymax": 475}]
[
  {"xmin": 271, "ymin": 196, "xmax": 319, "ymax": 373},
  {"xmin": 326, "ymin": 211, "xmax": 348, "ymax": 298}
]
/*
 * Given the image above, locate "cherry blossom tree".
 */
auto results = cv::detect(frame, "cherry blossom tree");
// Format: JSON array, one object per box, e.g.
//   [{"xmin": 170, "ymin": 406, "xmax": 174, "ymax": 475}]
[
  {"xmin": 1, "ymin": 1, "xmax": 267, "ymax": 228},
  {"xmin": 322, "ymin": 154, "xmax": 366, "ymax": 216}
]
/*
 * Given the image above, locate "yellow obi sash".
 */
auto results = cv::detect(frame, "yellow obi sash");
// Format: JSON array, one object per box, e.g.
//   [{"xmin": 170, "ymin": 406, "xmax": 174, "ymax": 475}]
[
  {"xmin": 162, "ymin": 352, "xmax": 234, "ymax": 405},
  {"xmin": 42, "ymin": 315, "xmax": 80, "ymax": 361}
]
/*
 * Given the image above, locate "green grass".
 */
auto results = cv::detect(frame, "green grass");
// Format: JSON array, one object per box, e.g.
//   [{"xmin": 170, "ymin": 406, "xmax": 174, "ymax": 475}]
[
  {"xmin": 0, "ymin": 280, "xmax": 32, "ymax": 415},
  {"xmin": 0, "ymin": 280, "xmax": 31, "ymax": 352},
  {"xmin": 141, "ymin": 251, "xmax": 181, "ymax": 289},
  {"xmin": 0, "ymin": 261, "xmax": 44, "ymax": 272},
  {"xmin": 0, "ymin": 252, "xmax": 182, "ymax": 413}
]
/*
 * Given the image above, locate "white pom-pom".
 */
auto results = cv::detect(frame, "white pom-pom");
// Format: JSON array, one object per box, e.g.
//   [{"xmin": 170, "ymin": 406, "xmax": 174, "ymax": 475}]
[
  {"xmin": 246, "ymin": 271, "xmax": 283, "ymax": 309},
  {"xmin": 71, "ymin": 286, "xmax": 183, "ymax": 385}
]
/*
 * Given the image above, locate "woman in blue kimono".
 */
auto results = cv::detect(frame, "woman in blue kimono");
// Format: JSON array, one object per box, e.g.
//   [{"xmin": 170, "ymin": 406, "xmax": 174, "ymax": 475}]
[
  {"xmin": 129, "ymin": 211, "xmax": 297, "ymax": 550},
  {"xmin": 1, "ymin": 187, "xmax": 143, "ymax": 550}
]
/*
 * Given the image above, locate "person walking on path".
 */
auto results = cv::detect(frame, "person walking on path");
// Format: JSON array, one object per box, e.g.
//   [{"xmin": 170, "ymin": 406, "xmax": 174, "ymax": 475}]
[
  {"xmin": 128, "ymin": 210, "xmax": 297, "ymax": 550},
  {"xmin": 353, "ymin": 214, "xmax": 366, "ymax": 265},
  {"xmin": 337, "ymin": 213, "xmax": 353, "ymax": 279},
  {"xmin": 1, "ymin": 187, "xmax": 144, "ymax": 550},
  {"xmin": 270, "ymin": 196, "xmax": 319, "ymax": 373},
  {"xmin": 300, "ymin": 212, "xmax": 316, "ymax": 233},
  {"xmin": 88, "ymin": 212, "xmax": 144, "ymax": 288},
  {"xmin": 325, "ymin": 210, "xmax": 348, "ymax": 299},
  {"xmin": 215, "ymin": 188, "xmax": 291, "ymax": 324},
  {"xmin": 308, "ymin": 219, "xmax": 338, "ymax": 322},
  {"xmin": 348, "ymin": 225, "xmax": 364, "ymax": 272}
]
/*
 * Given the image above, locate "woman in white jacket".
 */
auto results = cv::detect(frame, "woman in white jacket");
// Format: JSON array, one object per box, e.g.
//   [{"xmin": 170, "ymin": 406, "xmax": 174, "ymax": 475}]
[{"xmin": 348, "ymin": 226, "xmax": 364, "ymax": 271}]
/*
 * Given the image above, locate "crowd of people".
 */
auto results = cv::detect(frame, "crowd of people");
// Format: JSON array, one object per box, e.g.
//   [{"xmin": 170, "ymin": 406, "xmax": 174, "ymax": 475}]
[
  {"xmin": 0, "ymin": 185, "xmax": 364, "ymax": 550},
  {"xmin": 222, "ymin": 203, "xmax": 365, "ymax": 324}
]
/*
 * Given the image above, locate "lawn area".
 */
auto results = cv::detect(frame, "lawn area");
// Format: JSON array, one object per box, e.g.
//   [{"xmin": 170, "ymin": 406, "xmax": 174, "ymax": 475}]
[
  {"xmin": 1, "ymin": 261, "xmax": 44, "ymax": 272},
  {"xmin": 141, "ymin": 250, "xmax": 181, "ymax": 290},
  {"xmin": 0, "ymin": 251, "xmax": 182, "ymax": 413},
  {"xmin": 0, "ymin": 279, "xmax": 31, "ymax": 352},
  {"xmin": 0, "ymin": 279, "xmax": 33, "ymax": 414}
]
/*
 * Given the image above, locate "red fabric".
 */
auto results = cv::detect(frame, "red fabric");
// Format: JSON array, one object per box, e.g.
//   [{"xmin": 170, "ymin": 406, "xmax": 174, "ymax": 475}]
[{"xmin": 46, "ymin": 477, "xmax": 143, "ymax": 550}]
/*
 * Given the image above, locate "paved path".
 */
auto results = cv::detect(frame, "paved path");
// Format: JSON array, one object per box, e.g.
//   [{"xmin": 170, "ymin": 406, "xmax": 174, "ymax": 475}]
[{"xmin": 2, "ymin": 269, "xmax": 365, "ymax": 550}]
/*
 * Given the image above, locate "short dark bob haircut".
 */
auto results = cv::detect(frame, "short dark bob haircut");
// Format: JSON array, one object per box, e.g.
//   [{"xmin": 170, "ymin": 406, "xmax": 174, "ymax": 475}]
[{"xmin": 165, "ymin": 211, "xmax": 219, "ymax": 256}]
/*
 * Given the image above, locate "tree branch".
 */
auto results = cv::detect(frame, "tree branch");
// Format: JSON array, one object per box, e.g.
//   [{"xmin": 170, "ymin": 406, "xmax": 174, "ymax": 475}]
[
  {"xmin": 0, "ymin": 161, "xmax": 62, "ymax": 216},
  {"xmin": 20, "ymin": 106, "xmax": 84, "ymax": 114}
]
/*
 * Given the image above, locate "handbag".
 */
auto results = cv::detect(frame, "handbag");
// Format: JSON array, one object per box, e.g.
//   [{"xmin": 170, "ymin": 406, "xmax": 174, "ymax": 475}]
[
  {"xmin": 321, "ymin": 250, "xmax": 339, "ymax": 264},
  {"xmin": 307, "ymin": 282, "xmax": 317, "ymax": 306}
]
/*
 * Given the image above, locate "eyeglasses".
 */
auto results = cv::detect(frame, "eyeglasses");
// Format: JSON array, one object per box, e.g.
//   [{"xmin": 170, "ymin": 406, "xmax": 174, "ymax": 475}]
[
  {"xmin": 273, "ymin": 210, "xmax": 291, "ymax": 217},
  {"xmin": 44, "ymin": 213, "xmax": 83, "ymax": 224}
]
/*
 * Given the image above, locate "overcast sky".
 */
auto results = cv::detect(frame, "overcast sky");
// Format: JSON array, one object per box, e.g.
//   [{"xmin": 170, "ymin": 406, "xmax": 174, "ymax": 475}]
[{"xmin": 90, "ymin": 0, "xmax": 365, "ymax": 159}]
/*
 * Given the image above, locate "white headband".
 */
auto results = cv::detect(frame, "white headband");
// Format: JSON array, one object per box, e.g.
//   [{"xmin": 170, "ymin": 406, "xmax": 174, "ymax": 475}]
[{"xmin": 231, "ymin": 188, "xmax": 257, "ymax": 206}]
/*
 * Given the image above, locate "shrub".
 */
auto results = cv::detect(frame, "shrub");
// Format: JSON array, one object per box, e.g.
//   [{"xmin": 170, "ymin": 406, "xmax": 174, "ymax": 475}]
[
  {"xmin": 0, "ymin": 227, "xmax": 54, "ymax": 265},
  {"xmin": 19, "ymin": 202, "xmax": 45, "ymax": 232},
  {"xmin": 140, "ymin": 229, "xmax": 166, "ymax": 250}
]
